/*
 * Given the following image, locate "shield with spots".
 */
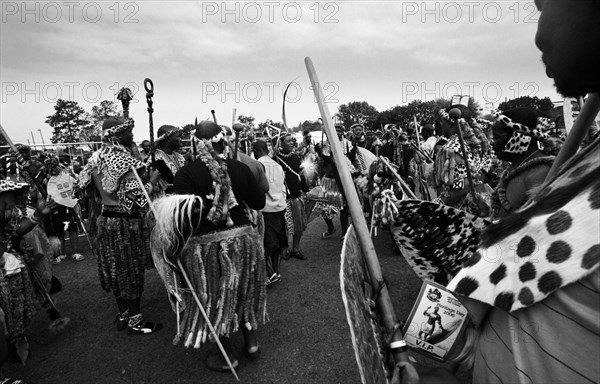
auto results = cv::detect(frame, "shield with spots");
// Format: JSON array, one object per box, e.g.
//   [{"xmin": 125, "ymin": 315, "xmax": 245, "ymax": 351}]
[
  {"xmin": 340, "ymin": 226, "xmax": 389, "ymax": 384},
  {"xmin": 448, "ymin": 136, "xmax": 600, "ymax": 312},
  {"xmin": 390, "ymin": 200, "xmax": 489, "ymax": 285}
]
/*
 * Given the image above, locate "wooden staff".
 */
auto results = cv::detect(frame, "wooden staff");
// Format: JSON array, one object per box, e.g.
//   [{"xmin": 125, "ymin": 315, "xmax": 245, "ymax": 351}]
[
  {"xmin": 545, "ymin": 93, "xmax": 600, "ymax": 182},
  {"xmin": 232, "ymin": 123, "xmax": 244, "ymax": 159},
  {"xmin": 143, "ymin": 79, "xmax": 156, "ymax": 167},
  {"xmin": 130, "ymin": 167, "xmax": 239, "ymax": 380},
  {"xmin": 379, "ymin": 156, "xmax": 417, "ymax": 200},
  {"xmin": 117, "ymin": 87, "xmax": 133, "ymax": 118},
  {"xmin": 305, "ymin": 57, "xmax": 410, "ymax": 365},
  {"xmin": 211, "ymin": 109, "xmax": 218, "ymax": 124},
  {"xmin": 231, "ymin": 108, "xmax": 237, "ymax": 127}
]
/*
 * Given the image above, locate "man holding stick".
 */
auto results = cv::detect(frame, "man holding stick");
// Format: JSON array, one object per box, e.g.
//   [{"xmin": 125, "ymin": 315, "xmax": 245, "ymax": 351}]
[
  {"xmin": 401, "ymin": 1, "xmax": 600, "ymax": 383},
  {"xmin": 167, "ymin": 120, "xmax": 266, "ymax": 372},
  {"xmin": 76, "ymin": 116, "xmax": 162, "ymax": 335}
]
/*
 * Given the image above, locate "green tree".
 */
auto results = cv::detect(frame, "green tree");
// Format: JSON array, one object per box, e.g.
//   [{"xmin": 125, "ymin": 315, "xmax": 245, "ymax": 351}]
[
  {"xmin": 498, "ymin": 96, "xmax": 554, "ymax": 118},
  {"xmin": 256, "ymin": 119, "xmax": 284, "ymax": 136},
  {"xmin": 376, "ymin": 97, "xmax": 480, "ymax": 129},
  {"xmin": 237, "ymin": 114, "xmax": 256, "ymax": 129},
  {"xmin": 337, "ymin": 101, "xmax": 379, "ymax": 130},
  {"xmin": 84, "ymin": 100, "xmax": 121, "ymax": 142},
  {"xmin": 181, "ymin": 123, "xmax": 196, "ymax": 139},
  {"xmin": 45, "ymin": 99, "xmax": 93, "ymax": 143}
]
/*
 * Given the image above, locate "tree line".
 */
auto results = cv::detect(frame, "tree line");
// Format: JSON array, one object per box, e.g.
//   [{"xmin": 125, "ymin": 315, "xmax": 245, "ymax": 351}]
[{"xmin": 41, "ymin": 95, "xmax": 555, "ymax": 144}]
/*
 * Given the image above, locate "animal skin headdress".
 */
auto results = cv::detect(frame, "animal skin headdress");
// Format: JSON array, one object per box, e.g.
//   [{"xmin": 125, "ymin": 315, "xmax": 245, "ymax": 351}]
[
  {"xmin": 191, "ymin": 121, "xmax": 237, "ymax": 226},
  {"xmin": 155, "ymin": 125, "xmax": 180, "ymax": 143},
  {"xmin": 103, "ymin": 116, "xmax": 134, "ymax": 138},
  {"xmin": 493, "ymin": 111, "xmax": 553, "ymax": 154}
]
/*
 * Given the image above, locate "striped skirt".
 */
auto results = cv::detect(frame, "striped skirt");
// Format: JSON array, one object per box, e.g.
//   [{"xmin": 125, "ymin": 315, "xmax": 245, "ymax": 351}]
[
  {"xmin": 96, "ymin": 215, "xmax": 152, "ymax": 300},
  {"xmin": 173, "ymin": 225, "xmax": 268, "ymax": 348}
]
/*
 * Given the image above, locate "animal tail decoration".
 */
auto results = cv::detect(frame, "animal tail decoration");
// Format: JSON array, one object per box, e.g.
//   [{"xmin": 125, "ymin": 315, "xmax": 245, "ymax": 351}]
[
  {"xmin": 151, "ymin": 194, "xmax": 203, "ymax": 260},
  {"xmin": 300, "ymin": 155, "xmax": 319, "ymax": 188}
]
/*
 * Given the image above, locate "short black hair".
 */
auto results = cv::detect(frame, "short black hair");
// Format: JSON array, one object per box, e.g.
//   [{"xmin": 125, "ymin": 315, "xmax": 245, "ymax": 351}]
[{"xmin": 252, "ymin": 139, "xmax": 268, "ymax": 153}]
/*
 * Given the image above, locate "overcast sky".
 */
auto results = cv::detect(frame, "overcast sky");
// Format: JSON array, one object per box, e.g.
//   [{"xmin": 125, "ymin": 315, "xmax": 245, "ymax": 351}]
[{"xmin": 1, "ymin": 1, "xmax": 561, "ymax": 145}]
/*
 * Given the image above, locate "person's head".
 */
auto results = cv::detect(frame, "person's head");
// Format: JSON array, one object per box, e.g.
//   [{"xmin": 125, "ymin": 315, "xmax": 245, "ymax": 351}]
[
  {"xmin": 438, "ymin": 105, "xmax": 472, "ymax": 138},
  {"xmin": 194, "ymin": 120, "xmax": 227, "ymax": 154},
  {"xmin": 44, "ymin": 155, "xmax": 63, "ymax": 176},
  {"xmin": 103, "ymin": 116, "xmax": 134, "ymax": 147},
  {"xmin": 535, "ymin": 0, "xmax": 600, "ymax": 97},
  {"xmin": 351, "ymin": 123, "xmax": 365, "ymax": 143},
  {"xmin": 252, "ymin": 139, "xmax": 269, "ymax": 159},
  {"xmin": 280, "ymin": 133, "xmax": 295, "ymax": 153},
  {"xmin": 434, "ymin": 306, "xmax": 439, "ymax": 313},
  {"xmin": 141, "ymin": 140, "xmax": 152, "ymax": 154},
  {"xmin": 335, "ymin": 124, "xmax": 345, "ymax": 140},
  {"xmin": 422, "ymin": 124, "xmax": 435, "ymax": 140},
  {"xmin": 303, "ymin": 131, "xmax": 312, "ymax": 145},
  {"xmin": 492, "ymin": 108, "xmax": 547, "ymax": 162},
  {"xmin": 156, "ymin": 125, "xmax": 182, "ymax": 151}
]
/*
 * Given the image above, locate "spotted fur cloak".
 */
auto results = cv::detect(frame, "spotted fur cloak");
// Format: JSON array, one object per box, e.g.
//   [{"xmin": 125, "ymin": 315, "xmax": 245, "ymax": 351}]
[{"xmin": 448, "ymin": 136, "xmax": 600, "ymax": 311}]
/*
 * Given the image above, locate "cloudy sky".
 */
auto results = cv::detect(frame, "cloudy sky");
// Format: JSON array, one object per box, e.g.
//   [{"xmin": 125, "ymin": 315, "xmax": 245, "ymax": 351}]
[{"xmin": 1, "ymin": 1, "xmax": 560, "ymax": 145}]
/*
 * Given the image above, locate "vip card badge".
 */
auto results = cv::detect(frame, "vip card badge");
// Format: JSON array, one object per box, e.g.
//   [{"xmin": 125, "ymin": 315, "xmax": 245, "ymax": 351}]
[{"xmin": 402, "ymin": 280, "xmax": 470, "ymax": 361}]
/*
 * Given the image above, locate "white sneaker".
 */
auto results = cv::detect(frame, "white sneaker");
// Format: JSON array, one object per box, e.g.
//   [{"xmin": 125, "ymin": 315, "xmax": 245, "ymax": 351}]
[{"xmin": 72, "ymin": 253, "xmax": 85, "ymax": 261}]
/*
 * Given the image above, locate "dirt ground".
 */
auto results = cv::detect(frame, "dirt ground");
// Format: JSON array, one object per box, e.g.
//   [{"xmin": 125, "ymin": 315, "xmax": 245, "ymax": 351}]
[{"xmin": 2, "ymin": 218, "xmax": 470, "ymax": 384}]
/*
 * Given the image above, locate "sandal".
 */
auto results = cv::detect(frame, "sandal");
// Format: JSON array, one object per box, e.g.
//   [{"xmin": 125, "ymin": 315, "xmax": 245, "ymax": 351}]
[
  {"xmin": 206, "ymin": 353, "xmax": 239, "ymax": 373},
  {"xmin": 290, "ymin": 251, "xmax": 308, "ymax": 260},
  {"xmin": 321, "ymin": 229, "xmax": 336, "ymax": 239},
  {"xmin": 127, "ymin": 314, "xmax": 163, "ymax": 335}
]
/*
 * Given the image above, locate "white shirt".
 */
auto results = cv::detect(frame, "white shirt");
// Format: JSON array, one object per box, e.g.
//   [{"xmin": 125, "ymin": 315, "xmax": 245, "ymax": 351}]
[{"xmin": 257, "ymin": 155, "xmax": 287, "ymax": 212}]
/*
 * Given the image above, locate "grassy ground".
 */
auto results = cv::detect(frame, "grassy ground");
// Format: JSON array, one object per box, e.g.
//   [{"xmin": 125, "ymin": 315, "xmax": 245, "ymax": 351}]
[{"xmin": 2, "ymin": 218, "xmax": 470, "ymax": 384}]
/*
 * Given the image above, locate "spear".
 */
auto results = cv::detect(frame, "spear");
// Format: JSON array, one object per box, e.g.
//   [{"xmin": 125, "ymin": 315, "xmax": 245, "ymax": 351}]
[
  {"xmin": 191, "ymin": 117, "xmax": 198, "ymax": 160},
  {"xmin": 143, "ymin": 79, "xmax": 156, "ymax": 167},
  {"xmin": 305, "ymin": 57, "xmax": 410, "ymax": 366}
]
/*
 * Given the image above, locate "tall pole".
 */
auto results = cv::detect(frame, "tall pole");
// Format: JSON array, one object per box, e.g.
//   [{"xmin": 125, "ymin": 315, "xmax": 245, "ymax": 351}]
[
  {"xmin": 38, "ymin": 129, "xmax": 46, "ymax": 146},
  {"xmin": 30, "ymin": 131, "xmax": 37, "ymax": 147},
  {"xmin": 305, "ymin": 57, "xmax": 410, "ymax": 366}
]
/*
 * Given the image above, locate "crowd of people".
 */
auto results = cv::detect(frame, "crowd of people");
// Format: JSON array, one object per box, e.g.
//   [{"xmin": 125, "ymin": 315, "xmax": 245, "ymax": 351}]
[{"xmin": 1, "ymin": 1, "xmax": 599, "ymax": 382}]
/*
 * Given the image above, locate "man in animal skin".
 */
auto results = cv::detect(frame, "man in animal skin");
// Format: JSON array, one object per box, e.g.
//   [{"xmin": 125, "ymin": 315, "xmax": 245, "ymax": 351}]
[{"xmin": 396, "ymin": 1, "xmax": 600, "ymax": 383}]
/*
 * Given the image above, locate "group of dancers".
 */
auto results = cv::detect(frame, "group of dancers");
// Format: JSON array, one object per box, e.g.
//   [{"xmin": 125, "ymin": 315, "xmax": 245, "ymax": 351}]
[{"xmin": 1, "ymin": 1, "xmax": 599, "ymax": 382}]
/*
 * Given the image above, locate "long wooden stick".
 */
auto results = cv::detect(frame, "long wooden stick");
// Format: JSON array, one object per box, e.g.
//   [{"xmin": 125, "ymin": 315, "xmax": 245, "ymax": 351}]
[
  {"xmin": 305, "ymin": 57, "xmax": 409, "ymax": 364},
  {"xmin": 128, "ymin": 167, "xmax": 238, "ymax": 379},
  {"xmin": 177, "ymin": 259, "xmax": 240, "ymax": 381},
  {"xmin": 545, "ymin": 93, "xmax": 600, "ymax": 182},
  {"xmin": 379, "ymin": 156, "xmax": 418, "ymax": 200},
  {"xmin": 143, "ymin": 79, "xmax": 156, "ymax": 167}
]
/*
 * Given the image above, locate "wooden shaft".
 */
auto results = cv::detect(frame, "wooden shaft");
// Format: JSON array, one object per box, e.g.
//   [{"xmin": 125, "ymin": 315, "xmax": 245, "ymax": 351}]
[
  {"xmin": 379, "ymin": 156, "xmax": 417, "ymax": 200},
  {"xmin": 305, "ymin": 57, "xmax": 409, "ymax": 364},
  {"xmin": 176, "ymin": 259, "xmax": 240, "ymax": 381}
]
